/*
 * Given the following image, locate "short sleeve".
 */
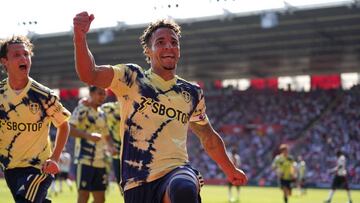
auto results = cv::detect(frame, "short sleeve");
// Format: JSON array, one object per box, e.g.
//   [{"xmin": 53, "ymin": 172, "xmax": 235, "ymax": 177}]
[
  {"xmin": 45, "ymin": 94, "xmax": 71, "ymax": 127},
  {"xmin": 108, "ymin": 64, "xmax": 141, "ymax": 97},
  {"xmin": 189, "ymin": 89, "xmax": 209, "ymax": 125}
]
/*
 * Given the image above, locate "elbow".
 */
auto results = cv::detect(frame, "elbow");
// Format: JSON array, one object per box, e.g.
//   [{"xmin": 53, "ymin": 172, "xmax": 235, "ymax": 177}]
[{"xmin": 76, "ymin": 69, "xmax": 95, "ymax": 85}]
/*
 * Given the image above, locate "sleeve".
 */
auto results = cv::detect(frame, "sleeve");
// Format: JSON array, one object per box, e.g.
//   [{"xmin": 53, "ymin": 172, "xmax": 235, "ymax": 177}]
[
  {"xmin": 45, "ymin": 94, "xmax": 71, "ymax": 127},
  {"xmin": 69, "ymin": 105, "xmax": 85, "ymax": 126},
  {"xmin": 108, "ymin": 64, "xmax": 138, "ymax": 98},
  {"xmin": 189, "ymin": 88, "xmax": 209, "ymax": 125}
]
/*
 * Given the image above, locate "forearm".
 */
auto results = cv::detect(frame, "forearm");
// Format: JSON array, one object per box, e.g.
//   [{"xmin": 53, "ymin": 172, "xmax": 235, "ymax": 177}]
[
  {"xmin": 69, "ymin": 124, "xmax": 91, "ymax": 140},
  {"xmin": 202, "ymin": 133, "xmax": 236, "ymax": 175},
  {"xmin": 74, "ymin": 35, "xmax": 96, "ymax": 84},
  {"xmin": 50, "ymin": 122, "xmax": 70, "ymax": 162}
]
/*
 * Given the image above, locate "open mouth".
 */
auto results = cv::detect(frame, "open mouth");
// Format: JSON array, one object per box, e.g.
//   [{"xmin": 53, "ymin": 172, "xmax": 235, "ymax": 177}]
[{"xmin": 19, "ymin": 64, "xmax": 27, "ymax": 70}]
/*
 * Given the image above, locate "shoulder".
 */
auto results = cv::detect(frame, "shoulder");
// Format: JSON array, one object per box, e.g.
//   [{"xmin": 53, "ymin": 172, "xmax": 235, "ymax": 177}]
[
  {"xmin": 73, "ymin": 104, "xmax": 90, "ymax": 114},
  {"xmin": 30, "ymin": 79, "xmax": 54, "ymax": 97},
  {"xmin": 176, "ymin": 77, "xmax": 204, "ymax": 96},
  {"xmin": 101, "ymin": 102, "xmax": 116, "ymax": 111},
  {"xmin": 113, "ymin": 63, "xmax": 143, "ymax": 72}
]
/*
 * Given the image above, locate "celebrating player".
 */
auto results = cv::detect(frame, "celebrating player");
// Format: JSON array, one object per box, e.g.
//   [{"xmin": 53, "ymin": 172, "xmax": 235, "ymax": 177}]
[
  {"xmin": 0, "ymin": 35, "xmax": 70, "ymax": 203},
  {"xmin": 73, "ymin": 11, "xmax": 247, "ymax": 203}
]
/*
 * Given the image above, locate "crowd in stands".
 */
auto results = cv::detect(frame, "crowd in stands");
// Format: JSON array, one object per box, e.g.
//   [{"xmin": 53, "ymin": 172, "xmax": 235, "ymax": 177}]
[{"xmin": 188, "ymin": 85, "xmax": 359, "ymax": 188}]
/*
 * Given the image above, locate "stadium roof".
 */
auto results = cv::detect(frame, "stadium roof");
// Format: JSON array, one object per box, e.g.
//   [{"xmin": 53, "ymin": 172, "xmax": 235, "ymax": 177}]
[{"xmin": 3, "ymin": 3, "xmax": 360, "ymax": 89}]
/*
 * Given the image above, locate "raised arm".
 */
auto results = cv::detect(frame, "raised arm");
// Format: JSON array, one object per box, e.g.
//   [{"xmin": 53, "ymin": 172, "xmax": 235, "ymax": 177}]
[
  {"xmin": 190, "ymin": 122, "xmax": 248, "ymax": 186},
  {"xmin": 73, "ymin": 11, "xmax": 114, "ymax": 88}
]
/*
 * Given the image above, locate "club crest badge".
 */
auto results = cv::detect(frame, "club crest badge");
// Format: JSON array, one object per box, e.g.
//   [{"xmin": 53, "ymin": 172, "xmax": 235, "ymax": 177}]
[
  {"xmin": 29, "ymin": 102, "xmax": 40, "ymax": 114},
  {"xmin": 182, "ymin": 91, "xmax": 191, "ymax": 103}
]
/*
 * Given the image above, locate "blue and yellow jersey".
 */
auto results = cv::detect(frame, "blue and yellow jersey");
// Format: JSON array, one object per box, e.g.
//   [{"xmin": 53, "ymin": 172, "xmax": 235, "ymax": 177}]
[
  {"xmin": 108, "ymin": 64, "xmax": 208, "ymax": 191},
  {"xmin": 0, "ymin": 78, "xmax": 70, "ymax": 170},
  {"xmin": 101, "ymin": 102, "xmax": 121, "ymax": 159},
  {"xmin": 272, "ymin": 154, "xmax": 295, "ymax": 181},
  {"xmin": 70, "ymin": 103, "xmax": 109, "ymax": 168}
]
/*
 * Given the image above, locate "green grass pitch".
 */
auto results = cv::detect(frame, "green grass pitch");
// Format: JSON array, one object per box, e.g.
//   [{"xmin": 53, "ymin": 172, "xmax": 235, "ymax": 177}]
[{"xmin": 0, "ymin": 179, "xmax": 359, "ymax": 203}]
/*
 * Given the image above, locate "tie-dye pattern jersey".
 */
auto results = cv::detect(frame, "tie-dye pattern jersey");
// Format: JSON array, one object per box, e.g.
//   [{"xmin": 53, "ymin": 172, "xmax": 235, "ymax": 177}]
[
  {"xmin": 70, "ymin": 104, "xmax": 109, "ymax": 168},
  {"xmin": 101, "ymin": 102, "xmax": 121, "ymax": 159},
  {"xmin": 108, "ymin": 64, "xmax": 208, "ymax": 191},
  {"xmin": 0, "ymin": 78, "xmax": 70, "ymax": 170}
]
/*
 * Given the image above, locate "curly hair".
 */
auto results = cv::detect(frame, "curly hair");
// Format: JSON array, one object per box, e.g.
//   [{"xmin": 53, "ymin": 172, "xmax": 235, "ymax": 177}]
[
  {"xmin": 140, "ymin": 19, "xmax": 181, "ymax": 63},
  {"xmin": 0, "ymin": 35, "xmax": 34, "ymax": 59}
]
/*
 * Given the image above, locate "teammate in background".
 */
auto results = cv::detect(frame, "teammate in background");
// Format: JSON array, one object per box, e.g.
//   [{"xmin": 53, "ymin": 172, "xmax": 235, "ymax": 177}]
[
  {"xmin": 57, "ymin": 149, "xmax": 73, "ymax": 192},
  {"xmin": 101, "ymin": 101, "xmax": 122, "ymax": 192},
  {"xmin": 295, "ymin": 155, "xmax": 306, "ymax": 196},
  {"xmin": 69, "ymin": 86, "xmax": 110, "ymax": 203},
  {"xmin": 324, "ymin": 150, "xmax": 353, "ymax": 203},
  {"xmin": 228, "ymin": 148, "xmax": 241, "ymax": 203},
  {"xmin": 0, "ymin": 35, "xmax": 70, "ymax": 202},
  {"xmin": 272, "ymin": 144, "xmax": 295, "ymax": 203},
  {"xmin": 50, "ymin": 148, "xmax": 73, "ymax": 195},
  {"xmin": 73, "ymin": 12, "xmax": 247, "ymax": 203}
]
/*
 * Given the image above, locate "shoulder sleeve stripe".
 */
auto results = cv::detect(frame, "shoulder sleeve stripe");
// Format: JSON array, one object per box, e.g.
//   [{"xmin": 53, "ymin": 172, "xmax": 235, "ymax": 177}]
[{"xmin": 30, "ymin": 82, "xmax": 51, "ymax": 97}]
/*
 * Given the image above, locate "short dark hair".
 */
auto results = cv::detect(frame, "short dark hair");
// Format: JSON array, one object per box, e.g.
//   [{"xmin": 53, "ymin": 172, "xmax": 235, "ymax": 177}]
[
  {"xmin": 89, "ymin": 85, "xmax": 99, "ymax": 93},
  {"xmin": 279, "ymin": 144, "xmax": 288, "ymax": 152},
  {"xmin": 139, "ymin": 19, "xmax": 181, "ymax": 63},
  {"xmin": 0, "ymin": 35, "xmax": 34, "ymax": 59}
]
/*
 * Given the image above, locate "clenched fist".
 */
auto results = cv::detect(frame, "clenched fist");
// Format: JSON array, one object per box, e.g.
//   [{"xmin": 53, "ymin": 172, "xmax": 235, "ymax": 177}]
[
  {"xmin": 42, "ymin": 159, "xmax": 60, "ymax": 174},
  {"xmin": 73, "ymin": 11, "xmax": 95, "ymax": 37}
]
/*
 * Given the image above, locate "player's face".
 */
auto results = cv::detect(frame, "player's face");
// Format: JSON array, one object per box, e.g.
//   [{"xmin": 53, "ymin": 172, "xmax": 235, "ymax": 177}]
[
  {"xmin": 147, "ymin": 28, "xmax": 180, "ymax": 73},
  {"xmin": 90, "ymin": 88, "xmax": 107, "ymax": 106},
  {"xmin": 1, "ymin": 43, "xmax": 32, "ymax": 80}
]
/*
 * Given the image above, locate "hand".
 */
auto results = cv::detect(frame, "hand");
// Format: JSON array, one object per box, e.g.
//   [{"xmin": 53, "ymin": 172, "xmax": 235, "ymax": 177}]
[
  {"xmin": 89, "ymin": 132, "xmax": 102, "ymax": 142},
  {"xmin": 227, "ymin": 168, "xmax": 248, "ymax": 186},
  {"xmin": 108, "ymin": 145, "xmax": 118, "ymax": 156},
  {"xmin": 42, "ymin": 159, "xmax": 60, "ymax": 174},
  {"xmin": 73, "ymin": 11, "xmax": 95, "ymax": 36}
]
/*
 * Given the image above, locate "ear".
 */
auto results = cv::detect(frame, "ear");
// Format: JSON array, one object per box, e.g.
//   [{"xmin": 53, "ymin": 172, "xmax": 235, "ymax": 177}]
[{"xmin": 144, "ymin": 47, "xmax": 151, "ymax": 57}]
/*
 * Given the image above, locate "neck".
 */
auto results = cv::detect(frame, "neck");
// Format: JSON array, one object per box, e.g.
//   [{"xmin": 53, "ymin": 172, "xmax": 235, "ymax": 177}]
[
  {"xmin": 8, "ymin": 77, "xmax": 29, "ymax": 90},
  {"xmin": 151, "ymin": 67, "xmax": 176, "ymax": 81}
]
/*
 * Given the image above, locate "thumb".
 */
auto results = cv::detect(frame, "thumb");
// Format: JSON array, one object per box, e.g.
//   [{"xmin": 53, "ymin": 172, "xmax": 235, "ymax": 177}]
[{"xmin": 89, "ymin": 14, "xmax": 95, "ymax": 23}]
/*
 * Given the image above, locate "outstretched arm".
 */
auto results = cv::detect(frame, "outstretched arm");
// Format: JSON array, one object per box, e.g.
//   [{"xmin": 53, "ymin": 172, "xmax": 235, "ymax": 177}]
[
  {"xmin": 73, "ymin": 11, "xmax": 113, "ymax": 88},
  {"xmin": 190, "ymin": 122, "xmax": 248, "ymax": 186}
]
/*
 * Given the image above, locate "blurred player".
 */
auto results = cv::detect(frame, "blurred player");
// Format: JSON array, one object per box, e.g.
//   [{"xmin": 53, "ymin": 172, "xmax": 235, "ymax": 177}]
[
  {"xmin": 324, "ymin": 150, "xmax": 352, "ymax": 203},
  {"xmin": 69, "ymin": 86, "xmax": 110, "ymax": 203},
  {"xmin": 272, "ymin": 144, "xmax": 295, "ymax": 203},
  {"xmin": 228, "ymin": 148, "xmax": 241, "ymax": 202},
  {"xmin": 50, "ymin": 148, "xmax": 73, "ymax": 195},
  {"xmin": 295, "ymin": 155, "xmax": 306, "ymax": 196},
  {"xmin": 73, "ymin": 12, "xmax": 247, "ymax": 203},
  {"xmin": 57, "ymin": 149, "xmax": 73, "ymax": 192},
  {"xmin": 0, "ymin": 35, "xmax": 70, "ymax": 202},
  {"xmin": 101, "ymin": 101, "xmax": 122, "ymax": 192}
]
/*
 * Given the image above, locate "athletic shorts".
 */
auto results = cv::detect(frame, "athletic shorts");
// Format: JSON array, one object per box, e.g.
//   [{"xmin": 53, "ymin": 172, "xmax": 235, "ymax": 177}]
[
  {"xmin": 75, "ymin": 164, "xmax": 108, "ymax": 191},
  {"xmin": 112, "ymin": 158, "xmax": 121, "ymax": 184},
  {"xmin": 331, "ymin": 175, "xmax": 349, "ymax": 190},
  {"xmin": 124, "ymin": 165, "xmax": 203, "ymax": 203},
  {"xmin": 280, "ymin": 179, "xmax": 293, "ymax": 190},
  {"xmin": 4, "ymin": 167, "xmax": 54, "ymax": 203},
  {"xmin": 56, "ymin": 172, "xmax": 69, "ymax": 180}
]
